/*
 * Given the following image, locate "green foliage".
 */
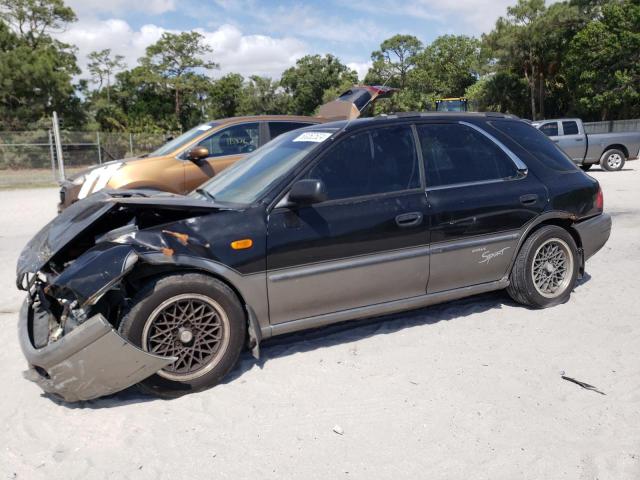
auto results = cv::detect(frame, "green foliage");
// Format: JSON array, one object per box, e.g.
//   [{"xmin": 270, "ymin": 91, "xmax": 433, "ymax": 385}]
[
  {"xmin": 280, "ymin": 54, "xmax": 357, "ymax": 115},
  {"xmin": 237, "ymin": 76, "xmax": 291, "ymax": 115},
  {"xmin": 0, "ymin": 1, "xmax": 81, "ymax": 129},
  {"xmin": 207, "ymin": 73, "xmax": 244, "ymax": 118},
  {"xmin": 565, "ymin": 0, "xmax": 640, "ymax": 120},
  {"xmin": 365, "ymin": 34, "xmax": 422, "ymax": 88},
  {"xmin": 138, "ymin": 31, "xmax": 218, "ymax": 127}
]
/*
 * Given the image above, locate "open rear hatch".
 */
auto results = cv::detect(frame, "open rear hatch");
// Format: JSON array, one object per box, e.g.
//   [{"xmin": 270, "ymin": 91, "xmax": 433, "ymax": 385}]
[{"xmin": 318, "ymin": 85, "xmax": 398, "ymax": 121}]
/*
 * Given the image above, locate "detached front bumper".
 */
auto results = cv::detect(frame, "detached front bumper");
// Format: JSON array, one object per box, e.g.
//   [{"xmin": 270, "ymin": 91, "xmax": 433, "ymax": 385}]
[
  {"xmin": 574, "ymin": 213, "xmax": 612, "ymax": 261},
  {"xmin": 18, "ymin": 300, "xmax": 175, "ymax": 402}
]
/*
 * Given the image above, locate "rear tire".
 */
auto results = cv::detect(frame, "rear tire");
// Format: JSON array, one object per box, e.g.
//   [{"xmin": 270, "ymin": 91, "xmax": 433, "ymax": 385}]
[
  {"xmin": 579, "ymin": 164, "xmax": 592, "ymax": 171},
  {"xmin": 119, "ymin": 273, "xmax": 246, "ymax": 398},
  {"xmin": 600, "ymin": 149, "xmax": 626, "ymax": 171},
  {"xmin": 507, "ymin": 226, "xmax": 579, "ymax": 309}
]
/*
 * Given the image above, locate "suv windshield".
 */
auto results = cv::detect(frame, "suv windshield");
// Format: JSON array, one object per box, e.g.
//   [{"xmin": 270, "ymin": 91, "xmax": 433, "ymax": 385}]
[
  {"xmin": 147, "ymin": 122, "xmax": 220, "ymax": 157},
  {"xmin": 194, "ymin": 128, "xmax": 337, "ymax": 204}
]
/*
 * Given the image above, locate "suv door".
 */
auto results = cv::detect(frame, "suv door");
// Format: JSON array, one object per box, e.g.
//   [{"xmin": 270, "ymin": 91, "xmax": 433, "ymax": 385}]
[
  {"xmin": 557, "ymin": 120, "xmax": 585, "ymax": 162},
  {"xmin": 266, "ymin": 124, "xmax": 429, "ymax": 325},
  {"xmin": 416, "ymin": 121, "xmax": 547, "ymax": 293},
  {"xmin": 183, "ymin": 122, "xmax": 261, "ymax": 192}
]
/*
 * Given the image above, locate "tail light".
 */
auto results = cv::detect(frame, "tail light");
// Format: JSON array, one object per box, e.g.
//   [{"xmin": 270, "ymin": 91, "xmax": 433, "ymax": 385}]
[{"xmin": 595, "ymin": 185, "xmax": 604, "ymax": 211}]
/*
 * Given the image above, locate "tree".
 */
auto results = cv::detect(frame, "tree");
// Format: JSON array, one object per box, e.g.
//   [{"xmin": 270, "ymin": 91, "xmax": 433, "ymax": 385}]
[
  {"xmin": 87, "ymin": 49, "xmax": 126, "ymax": 103},
  {"xmin": 280, "ymin": 54, "xmax": 357, "ymax": 115},
  {"xmin": 410, "ymin": 35, "xmax": 483, "ymax": 99},
  {"xmin": 139, "ymin": 31, "xmax": 218, "ymax": 127},
  {"xmin": 207, "ymin": 73, "xmax": 244, "ymax": 118},
  {"xmin": 565, "ymin": 0, "xmax": 640, "ymax": 120},
  {"xmin": 0, "ymin": 0, "xmax": 80, "ymax": 129},
  {"xmin": 364, "ymin": 34, "xmax": 423, "ymax": 88},
  {"xmin": 0, "ymin": 0, "xmax": 75, "ymax": 47},
  {"xmin": 237, "ymin": 76, "xmax": 290, "ymax": 115}
]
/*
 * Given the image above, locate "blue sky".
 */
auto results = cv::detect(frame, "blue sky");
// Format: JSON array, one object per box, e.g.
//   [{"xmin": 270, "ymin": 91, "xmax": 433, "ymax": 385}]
[{"xmin": 60, "ymin": 0, "xmax": 519, "ymax": 80}]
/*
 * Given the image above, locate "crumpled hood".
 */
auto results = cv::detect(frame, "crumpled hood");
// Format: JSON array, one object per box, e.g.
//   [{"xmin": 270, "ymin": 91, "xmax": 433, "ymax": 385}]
[{"xmin": 16, "ymin": 190, "xmax": 220, "ymax": 282}]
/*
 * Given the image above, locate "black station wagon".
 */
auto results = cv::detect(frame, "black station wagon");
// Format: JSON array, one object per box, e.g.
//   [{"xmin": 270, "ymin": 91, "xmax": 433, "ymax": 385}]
[{"xmin": 17, "ymin": 113, "xmax": 611, "ymax": 401}]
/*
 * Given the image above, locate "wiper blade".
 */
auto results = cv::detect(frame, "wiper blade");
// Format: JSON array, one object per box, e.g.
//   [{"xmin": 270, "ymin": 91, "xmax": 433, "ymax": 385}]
[{"xmin": 196, "ymin": 188, "xmax": 215, "ymax": 202}]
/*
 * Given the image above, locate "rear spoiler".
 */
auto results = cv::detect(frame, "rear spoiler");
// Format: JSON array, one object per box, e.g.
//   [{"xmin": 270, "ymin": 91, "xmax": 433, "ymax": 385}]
[{"xmin": 318, "ymin": 86, "xmax": 398, "ymax": 121}]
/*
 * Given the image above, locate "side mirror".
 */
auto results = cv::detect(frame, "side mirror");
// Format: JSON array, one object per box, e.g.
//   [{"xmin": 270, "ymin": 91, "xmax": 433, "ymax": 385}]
[
  {"xmin": 186, "ymin": 146, "xmax": 209, "ymax": 162},
  {"xmin": 288, "ymin": 179, "xmax": 327, "ymax": 206}
]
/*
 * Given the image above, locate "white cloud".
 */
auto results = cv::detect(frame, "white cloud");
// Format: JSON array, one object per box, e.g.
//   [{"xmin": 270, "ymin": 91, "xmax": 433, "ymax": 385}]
[
  {"xmin": 348, "ymin": 0, "xmax": 519, "ymax": 35},
  {"xmin": 347, "ymin": 61, "xmax": 372, "ymax": 81},
  {"xmin": 58, "ymin": 20, "xmax": 308, "ymax": 80},
  {"xmin": 65, "ymin": 0, "xmax": 176, "ymax": 15}
]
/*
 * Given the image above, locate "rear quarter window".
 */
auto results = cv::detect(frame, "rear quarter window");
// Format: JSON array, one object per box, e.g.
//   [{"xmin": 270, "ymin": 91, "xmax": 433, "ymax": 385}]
[{"xmin": 490, "ymin": 120, "xmax": 578, "ymax": 172}]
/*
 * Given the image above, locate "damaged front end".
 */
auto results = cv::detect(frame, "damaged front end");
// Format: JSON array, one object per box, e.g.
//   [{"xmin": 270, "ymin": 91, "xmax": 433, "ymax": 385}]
[{"xmin": 16, "ymin": 191, "xmax": 221, "ymax": 402}]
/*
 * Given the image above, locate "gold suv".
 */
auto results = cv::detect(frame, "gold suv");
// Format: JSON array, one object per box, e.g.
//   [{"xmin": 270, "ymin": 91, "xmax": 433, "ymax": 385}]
[{"xmin": 58, "ymin": 86, "xmax": 395, "ymax": 210}]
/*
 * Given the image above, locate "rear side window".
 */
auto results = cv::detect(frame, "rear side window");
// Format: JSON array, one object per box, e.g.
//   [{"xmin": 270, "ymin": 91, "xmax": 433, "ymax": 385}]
[
  {"xmin": 562, "ymin": 121, "xmax": 579, "ymax": 135},
  {"xmin": 269, "ymin": 122, "xmax": 315, "ymax": 140},
  {"xmin": 304, "ymin": 125, "xmax": 420, "ymax": 200},
  {"xmin": 415, "ymin": 123, "xmax": 519, "ymax": 188},
  {"xmin": 539, "ymin": 122, "xmax": 559, "ymax": 137},
  {"xmin": 490, "ymin": 120, "xmax": 578, "ymax": 172}
]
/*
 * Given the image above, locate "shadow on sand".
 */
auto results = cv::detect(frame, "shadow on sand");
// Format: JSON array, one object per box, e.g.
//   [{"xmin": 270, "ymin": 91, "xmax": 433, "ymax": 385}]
[{"xmin": 52, "ymin": 274, "xmax": 592, "ymax": 409}]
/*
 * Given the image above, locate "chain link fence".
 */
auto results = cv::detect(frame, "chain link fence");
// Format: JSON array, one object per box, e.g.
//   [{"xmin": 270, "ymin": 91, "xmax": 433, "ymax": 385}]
[{"xmin": 0, "ymin": 131, "xmax": 174, "ymax": 172}]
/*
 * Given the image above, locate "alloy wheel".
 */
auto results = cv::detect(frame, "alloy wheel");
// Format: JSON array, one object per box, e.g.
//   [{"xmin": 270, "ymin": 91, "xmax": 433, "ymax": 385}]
[
  {"xmin": 531, "ymin": 238, "xmax": 574, "ymax": 299},
  {"xmin": 142, "ymin": 294, "xmax": 230, "ymax": 381}
]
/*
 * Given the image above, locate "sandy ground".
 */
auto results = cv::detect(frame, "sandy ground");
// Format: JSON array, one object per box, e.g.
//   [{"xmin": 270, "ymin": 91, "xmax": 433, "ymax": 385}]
[{"xmin": 0, "ymin": 165, "xmax": 638, "ymax": 480}]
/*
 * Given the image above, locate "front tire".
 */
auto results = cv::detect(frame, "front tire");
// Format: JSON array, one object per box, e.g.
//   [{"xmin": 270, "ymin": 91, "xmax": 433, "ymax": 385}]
[
  {"xmin": 600, "ymin": 149, "xmax": 626, "ymax": 171},
  {"xmin": 507, "ymin": 226, "xmax": 579, "ymax": 309},
  {"xmin": 119, "ymin": 273, "xmax": 246, "ymax": 398}
]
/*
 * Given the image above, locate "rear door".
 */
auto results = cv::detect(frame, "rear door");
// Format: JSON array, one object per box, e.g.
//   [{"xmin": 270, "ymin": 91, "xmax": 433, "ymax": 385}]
[
  {"xmin": 416, "ymin": 121, "xmax": 547, "ymax": 293},
  {"xmin": 267, "ymin": 121, "xmax": 319, "ymax": 142},
  {"xmin": 557, "ymin": 120, "xmax": 586, "ymax": 162},
  {"xmin": 183, "ymin": 122, "xmax": 261, "ymax": 192},
  {"xmin": 266, "ymin": 124, "xmax": 429, "ymax": 325}
]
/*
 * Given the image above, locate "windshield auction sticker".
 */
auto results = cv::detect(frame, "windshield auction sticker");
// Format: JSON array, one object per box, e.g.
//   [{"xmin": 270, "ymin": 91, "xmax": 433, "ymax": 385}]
[
  {"xmin": 293, "ymin": 132, "xmax": 332, "ymax": 143},
  {"xmin": 197, "ymin": 125, "xmax": 213, "ymax": 131}
]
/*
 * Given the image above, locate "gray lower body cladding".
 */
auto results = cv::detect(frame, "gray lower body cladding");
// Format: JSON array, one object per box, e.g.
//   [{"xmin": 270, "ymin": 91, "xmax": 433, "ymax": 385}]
[
  {"xmin": 18, "ymin": 300, "xmax": 175, "ymax": 402},
  {"xmin": 574, "ymin": 213, "xmax": 612, "ymax": 261}
]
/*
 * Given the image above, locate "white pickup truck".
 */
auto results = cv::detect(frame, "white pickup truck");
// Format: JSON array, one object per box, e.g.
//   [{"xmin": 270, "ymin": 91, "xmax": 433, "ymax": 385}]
[{"xmin": 533, "ymin": 118, "xmax": 640, "ymax": 171}]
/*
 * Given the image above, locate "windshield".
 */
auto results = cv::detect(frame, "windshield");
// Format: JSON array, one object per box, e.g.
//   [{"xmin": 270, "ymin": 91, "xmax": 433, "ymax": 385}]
[
  {"xmin": 194, "ymin": 128, "xmax": 337, "ymax": 204},
  {"xmin": 147, "ymin": 122, "xmax": 219, "ymax": 157}
]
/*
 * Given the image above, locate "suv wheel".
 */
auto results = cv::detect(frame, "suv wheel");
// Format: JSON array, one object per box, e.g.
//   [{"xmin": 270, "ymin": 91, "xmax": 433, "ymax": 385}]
[
  {"xmin": 507, "ymin": 226, "xmax": 579, "ymax": 308},
  {"xmin": 119, "ymin": 273, "xmax": 246, "ymax": 398},
  {"xmin": 600, "ymin": 149, "xmax": 626, "ymax": 171}
]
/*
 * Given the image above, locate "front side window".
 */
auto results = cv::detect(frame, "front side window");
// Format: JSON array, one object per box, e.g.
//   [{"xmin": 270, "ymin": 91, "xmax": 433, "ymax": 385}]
[
  {"xmin": 416, "ymin": 123, "xmax": 519, "ymax": 188},
  {"xmin": 304, "ymin": 125, "xmax": 420, "ymax": 201},
  {"xmin": 196, "ymin": 123, "xmax": 259, "ymax": 158},
  {"xmin": 562, "ymin": 121, "xmax": 579, "ymax": 135},
  {"xmin": 148, "ymin": 122, "xmax": 219, "ymax": 157},
  {"xmin": 539, "ymin": 122, "xmax": 559, "ymax": 137},
  {"xmin": 269, "ymin": 122, "xmax": 315, "ymax": 140}
]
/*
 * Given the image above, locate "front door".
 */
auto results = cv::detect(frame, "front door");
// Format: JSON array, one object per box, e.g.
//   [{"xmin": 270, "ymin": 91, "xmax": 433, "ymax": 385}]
[
  {"xmin": 183, "ymin": 122, "xmax": 261, "ymax": 192},
  {"xmin": 266, "ymin": 124, "xmax": 429, "ymax": 325},
  {"xmin": 415, "ymin": 121, "xmax": 547, "ymax": 293}
]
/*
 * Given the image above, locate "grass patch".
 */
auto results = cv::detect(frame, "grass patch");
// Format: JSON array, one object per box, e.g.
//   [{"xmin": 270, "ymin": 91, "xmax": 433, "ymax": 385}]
[{"xmin": 0, "ymin": 168, "xmax": 85, "ymax": 190}]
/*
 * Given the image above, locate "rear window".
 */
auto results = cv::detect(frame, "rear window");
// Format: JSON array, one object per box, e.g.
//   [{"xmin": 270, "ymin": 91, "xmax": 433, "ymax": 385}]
[
  {"xmin": 562, "ymin": 121, "xmax": 579, "ymax": 135},
  {"xmin": 491, "ymin": 120, "xmax": 578, "ymax": 172},
  {"xmin": 269, "ymin": 121, "xmax": 315, "ymax": 139}
]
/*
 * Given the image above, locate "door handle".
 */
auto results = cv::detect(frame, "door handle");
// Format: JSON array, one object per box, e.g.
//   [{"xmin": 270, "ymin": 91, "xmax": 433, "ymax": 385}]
[
  {"xmin": 575, "ymin": 138, "xmax": 584, "ymax": 141},
  {"xmin": 395, "ymin": 212, "xmax": 423, "ymax": 228},
  {"xmin": 520, "ymin": 194, "xmax": 539, "ymax": 206}
]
